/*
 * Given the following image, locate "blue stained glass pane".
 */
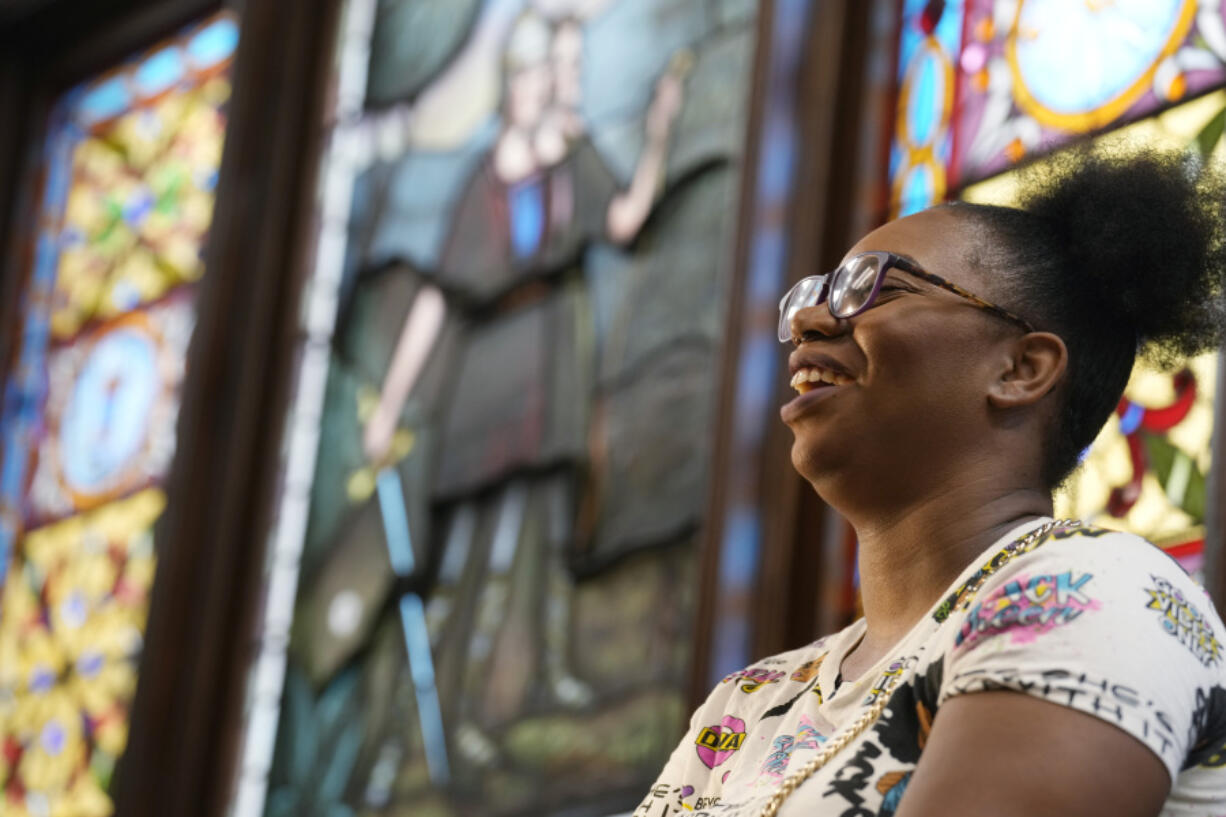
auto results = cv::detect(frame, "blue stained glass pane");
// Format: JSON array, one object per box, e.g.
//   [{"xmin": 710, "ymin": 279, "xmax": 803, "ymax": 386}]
[
  {"xmin": 719, "ymin": 507, "xmax": 762, "ymax": 588},
  {"xmin": 735, "ymin": 335, "xmax": 778, "ymax": 438},
  {"xmin": 908, "ymin": 50, "xmax": 940, "ymax": 146},
  {"xmin": 1118, "ymin": 401, "xmax": 1145, "ymax": 436},
  {"xmin": 76, "ymin": 76, "xmax": 130, "ymax": 126},
  {"xmin": 756, "ymin": 112, "xmax": 798, "ymax": 200},
  {"xmin": 1013, "ymin": 0, "xmax": 1185, "ymax": 115},
  {"xmin": 900, "ymin": 163, "xmax": 935, "ymax": 217},
  {"xmin": 749, "ymin": 230, "xmax": 785, "ymax": 301},
  {"xmin": 0, "ymin": 525, "xmax": 12, "ymax": 571},
  {"xmin": 199, "ymin": 168, "xmax": 219, "ymax": 192},
  {"xmin": 187, "ymin": 17, "xmax": 240, "ymax": 68},
  {"xmin": 42, "ymin": 140, "xmax": 72, "ymax": 215},
  {"xmin": 376, "ymin": 469, "xmax": 416, "ymax": 576},
  {"xmin": 133, "ymin": 47, "xmax": 185, "ymax": 97},
  {"xmin": 123, "ymin": 188, "xmax": 155, "ymax": 226},
  {"xmin": 1, "ymin": 423, "xmax": 23, "ymax": 499},
  {"xmin": 508, "ymin": 178, "xmax": 545, "ymax": 259}
]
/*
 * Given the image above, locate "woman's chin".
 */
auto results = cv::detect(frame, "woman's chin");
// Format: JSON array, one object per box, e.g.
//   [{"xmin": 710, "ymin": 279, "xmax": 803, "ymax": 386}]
[{"xmin": 789, "ymin": 433, "xmax": 848, "ymax": 486}]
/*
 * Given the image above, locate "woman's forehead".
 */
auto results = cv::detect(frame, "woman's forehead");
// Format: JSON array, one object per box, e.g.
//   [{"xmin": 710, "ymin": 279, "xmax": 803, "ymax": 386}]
[{"xmin": 844, "ymin": 207, "xmax": 989, "ymax": 291}]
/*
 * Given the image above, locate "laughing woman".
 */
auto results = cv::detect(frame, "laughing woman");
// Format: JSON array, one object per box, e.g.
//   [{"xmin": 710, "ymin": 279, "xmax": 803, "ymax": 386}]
[{"xmin": 636, "ymin": 149, "xmax": 1226, "ymax": 817}]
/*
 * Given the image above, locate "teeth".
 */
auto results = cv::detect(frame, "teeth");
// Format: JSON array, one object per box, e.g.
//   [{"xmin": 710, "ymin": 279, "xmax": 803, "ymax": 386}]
[{"xmin": 790, "ymin": 366, "xmax": 852, "ymax": 393}]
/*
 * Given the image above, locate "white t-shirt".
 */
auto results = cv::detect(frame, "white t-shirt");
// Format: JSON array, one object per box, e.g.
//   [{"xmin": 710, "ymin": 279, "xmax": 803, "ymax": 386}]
[{"xmin": 635, "ymin": 519, "xmax": 1226, "ymax": 816}]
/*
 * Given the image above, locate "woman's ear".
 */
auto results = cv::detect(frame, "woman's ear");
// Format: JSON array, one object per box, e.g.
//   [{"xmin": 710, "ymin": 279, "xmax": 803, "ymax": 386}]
[{"xmin": 987, "ymin": 331, "xmax": 1068, "ymax": 409}]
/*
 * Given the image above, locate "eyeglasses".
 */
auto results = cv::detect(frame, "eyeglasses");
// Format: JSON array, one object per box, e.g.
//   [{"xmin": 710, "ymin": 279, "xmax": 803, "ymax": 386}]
[{"xmin": 778, "ymin": 251, "xmax": 1036, "ymax": 343}]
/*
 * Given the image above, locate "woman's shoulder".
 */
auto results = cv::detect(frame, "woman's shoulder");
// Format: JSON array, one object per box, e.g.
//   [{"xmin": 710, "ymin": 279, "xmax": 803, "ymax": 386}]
[
  {"xmin": 936, "ymin": 519, "xmax": 1225, "ymax": 686},
  {"xmin": 1007, "ymin": 521, "xmax": 1213, "ymax": 600},
  {"xmin": 949, "ymin": 521, "xmax": 1223, "ymax": 644},
  {"xmin": 935, "ymin": 521, "xmax": 1226, "ymax": 784},
  {"xmin": 950, "ymin": 520, "xmax": 1207, "ymax": 597}
]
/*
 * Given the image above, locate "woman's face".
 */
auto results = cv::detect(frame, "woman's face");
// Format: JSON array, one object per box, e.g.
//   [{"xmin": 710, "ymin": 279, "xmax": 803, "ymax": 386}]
[{"xmin": 782, "ymin": 208, "xmax": 1021, "ymax": 501}]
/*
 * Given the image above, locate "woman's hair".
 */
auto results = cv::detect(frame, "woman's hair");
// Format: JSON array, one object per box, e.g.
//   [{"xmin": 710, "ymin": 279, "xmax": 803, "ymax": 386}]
[{"xmin": 948, "ymin": 147, "xmax": 1226, "ymax": 489}]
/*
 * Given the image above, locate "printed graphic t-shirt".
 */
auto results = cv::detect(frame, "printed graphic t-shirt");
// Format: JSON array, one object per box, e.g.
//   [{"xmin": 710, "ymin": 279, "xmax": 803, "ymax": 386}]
[{"xmin": 635, "ymin": 519, "xmax": 1226, "ymax": 816}]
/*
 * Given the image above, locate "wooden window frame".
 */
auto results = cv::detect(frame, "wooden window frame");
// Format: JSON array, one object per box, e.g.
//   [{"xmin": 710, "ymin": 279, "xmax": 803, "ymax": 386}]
[{"xmin": 0, "ymin": 1, "xmax": 341, "ymax": 814}]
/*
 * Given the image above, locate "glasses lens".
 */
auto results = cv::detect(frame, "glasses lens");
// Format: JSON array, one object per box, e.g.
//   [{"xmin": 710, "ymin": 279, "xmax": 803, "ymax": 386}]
[
  {"xmin": 829, "ymin": 254, "xmax": 883, "ymax": 317},
  {"xmin": 778, "ymin": 276, "xmax": 825, "ymax": 342}
]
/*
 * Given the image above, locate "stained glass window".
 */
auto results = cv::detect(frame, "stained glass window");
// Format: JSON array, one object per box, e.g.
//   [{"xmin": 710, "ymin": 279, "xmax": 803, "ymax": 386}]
[
  {"xmin": 231, "ymin": 0, "xmax": 759, "ymax": 814},
  {"xmin": 890, "ymin": 0, "xmax": 965, "ymax": 218},
  {"xmin": 960, "ymin": 89, "xmax": 1226, "ymax": 581},
  {"xmin": 0, "ymin": 13, "xmax": 238, "ymax": 815},
  {"xmin": 890, "ymin": 0, "xmax": 1226, "ymax": 216}
]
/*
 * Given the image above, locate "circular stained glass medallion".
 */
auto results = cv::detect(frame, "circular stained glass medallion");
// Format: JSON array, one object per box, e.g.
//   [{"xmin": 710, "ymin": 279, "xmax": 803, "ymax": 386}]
[
  {"xmin": 58, "ymin": 320, "xmax": 164, "ymax": 500},
  {"xmin": 1007, "ymin": 0, "xmax": 1196, "ymax": 131}
]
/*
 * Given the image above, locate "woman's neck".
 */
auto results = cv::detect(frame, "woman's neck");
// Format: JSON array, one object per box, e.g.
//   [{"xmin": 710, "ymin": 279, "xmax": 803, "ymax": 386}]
[{"xmin": 837, "ymin": 480, "xmax": 1053, "ymax": 681}]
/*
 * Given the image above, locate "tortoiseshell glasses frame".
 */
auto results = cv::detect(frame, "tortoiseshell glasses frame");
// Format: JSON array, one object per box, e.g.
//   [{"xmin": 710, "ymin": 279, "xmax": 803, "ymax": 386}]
[{"xmin": 778, "ymin": 251, "xmax": 1036, "ymax": 343}]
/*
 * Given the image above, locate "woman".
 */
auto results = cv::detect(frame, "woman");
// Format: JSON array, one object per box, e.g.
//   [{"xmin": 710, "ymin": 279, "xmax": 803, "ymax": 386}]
[{"xmin": 636, "ymin": 149, "xmax": 1226, "ymax": 816}]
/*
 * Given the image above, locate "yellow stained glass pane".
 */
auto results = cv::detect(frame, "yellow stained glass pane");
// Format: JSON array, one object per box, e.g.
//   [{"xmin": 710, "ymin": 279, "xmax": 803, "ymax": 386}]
[
  {"xmin": 1056, "ymin": 355, "xmax": 1216, "ymax": 558},
  {"xmin": 0, "ymin": 489, "xmax": 163, "ymax": 812}
]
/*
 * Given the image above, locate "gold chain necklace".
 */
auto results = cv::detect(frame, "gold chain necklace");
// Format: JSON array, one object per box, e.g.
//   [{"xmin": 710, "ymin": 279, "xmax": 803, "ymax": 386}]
[{"xmin": 755, "ymin": 518, "xmax": 1079, "ymax": 817}]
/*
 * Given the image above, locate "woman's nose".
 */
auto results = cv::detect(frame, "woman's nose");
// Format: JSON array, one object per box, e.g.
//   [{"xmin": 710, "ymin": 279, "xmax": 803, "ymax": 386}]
[{"xmin": 790, "ymin": 303, "xmax": 844, "ymax": 344}]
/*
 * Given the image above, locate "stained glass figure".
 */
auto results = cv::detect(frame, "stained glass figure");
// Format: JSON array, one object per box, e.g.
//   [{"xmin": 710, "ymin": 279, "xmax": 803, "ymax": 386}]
[
  {"xmin": 0, "ymin": 12, "xmax": 237, "ymax": 816},
  {"xmin": 261, "ymin": 1, "xmax": 758, "ymax": 814}
]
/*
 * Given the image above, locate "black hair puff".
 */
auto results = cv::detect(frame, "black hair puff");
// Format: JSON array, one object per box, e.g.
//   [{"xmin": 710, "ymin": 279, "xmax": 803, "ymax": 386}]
[
  {"xmin": 953, "ymin": 146, "xmax": 1226, "ymax": 487},
  {"xmin": 1019, "ymin": 147, "xmax": 1226, "ymax": 362}
]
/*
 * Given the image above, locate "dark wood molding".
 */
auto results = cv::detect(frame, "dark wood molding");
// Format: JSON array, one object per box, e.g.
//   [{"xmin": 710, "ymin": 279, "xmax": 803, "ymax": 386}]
[
  {"xmin": 0, "ymin": 0, "xmax": 217, "ymax": 93},
  {"xmin": 0, "ymin": 50, "xmax": 38, "ymax": 401},
  {"xmin": 1207, "ymin": 353, "xmax": 1226, "ymax": 610},
  {"xmin": 751, "ymin": 0, "xmax": 861, "ymax": 659},
  {"xmin": 771, "ymin": 0, "xmax": 902, "ymax": 646},
  {"xmin": 113, "ymin": 0, "xmax": 341, "ymax": 813},
  {"xmin": 687, "ymin": 0, "xmax": 775, "ymax": 710},
  {"xmin": 689, "ymin": 0, "xmax": 896, "ymax": 707}
]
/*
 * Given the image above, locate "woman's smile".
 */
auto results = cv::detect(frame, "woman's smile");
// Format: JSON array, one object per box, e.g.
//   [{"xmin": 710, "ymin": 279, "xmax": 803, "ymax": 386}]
[
  {"xmin": 779, "ymin": 374, "xmax": 848, "ymax": 423},
  {"xmin": 780, "ymin": 350, "xmax": 858, "ymax": 423}
]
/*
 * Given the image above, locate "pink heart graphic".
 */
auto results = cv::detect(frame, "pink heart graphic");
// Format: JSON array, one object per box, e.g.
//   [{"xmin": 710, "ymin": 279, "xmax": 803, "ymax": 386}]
[{"xmin": 695, "ymin": 715, "xmax": 747, "ymax": 769}]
